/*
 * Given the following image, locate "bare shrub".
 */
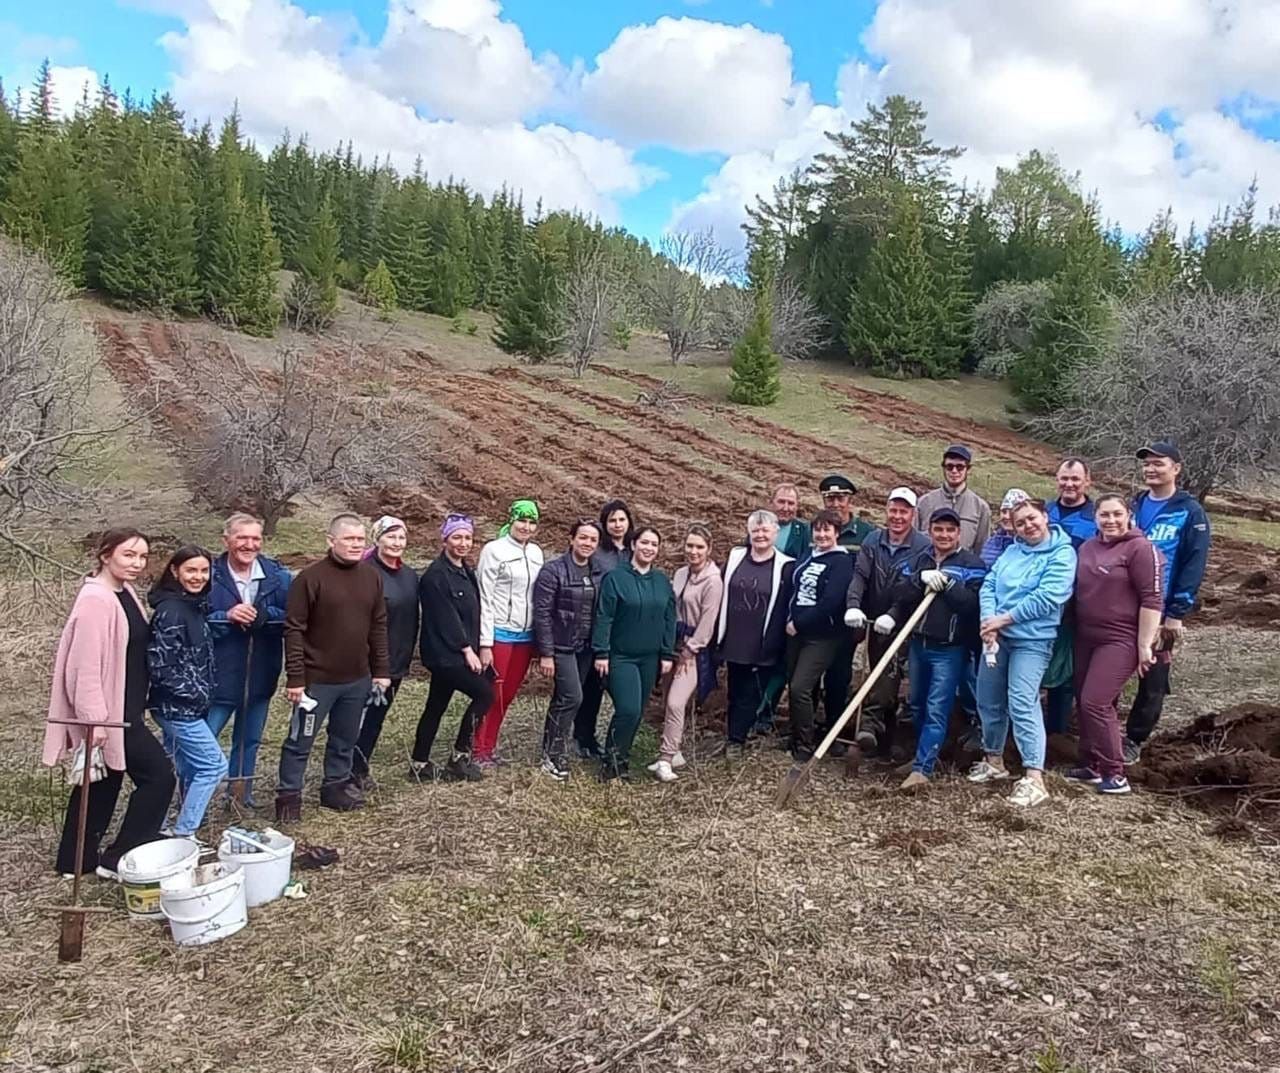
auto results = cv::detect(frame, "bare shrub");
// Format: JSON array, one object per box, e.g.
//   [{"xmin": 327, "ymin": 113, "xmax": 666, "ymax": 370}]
[
  {"xmin": 971, "ymin": 280, "xmax": 1052, "ymax": 368},
  {"xmin": 709, "ymin": 275, "xmax": 828, "ymax": 360},
  {"xmin": 1041, "ymin": 289, "xmax": 1280, "ymax": 498},
  {"xmin": 634, "ymin": 379, "xmax": 689, "ymax": 413},
  {"xmin": 175, "ymin": 340, "xmax": 433, "ymax": 535},
  {"xmin": 645, "ymin": 230, "xmax": 736, "ymax": 365},
  {"xmin": 557, "ymin": 251, "xmax": 628, "ymax": 378}
]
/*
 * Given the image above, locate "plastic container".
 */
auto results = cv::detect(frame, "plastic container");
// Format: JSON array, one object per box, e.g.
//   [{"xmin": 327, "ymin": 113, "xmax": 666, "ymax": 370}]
[
  {"xmin": 117, "ymin": 838, "xmax": 201, "ymax": 920},
  {"xmin": 160, "ymin": 861, "xmax": 247, "ymax": 946},
  {"xmin": 217, "ymin": 827, "xmax": 295, "ymax": 908}
]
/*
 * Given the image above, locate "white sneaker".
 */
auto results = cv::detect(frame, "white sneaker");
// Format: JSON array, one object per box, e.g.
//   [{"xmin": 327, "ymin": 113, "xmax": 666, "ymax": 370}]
[
  {"xmin": 966, "ymin": 759, "xmax": 1009, "ymax": 784},
  {"xmin": 671, "ymin": 752, "xmax": 687, "ymax": 769},
  {"xmin": 645, "ymin": 759, "xmax": 661, "ymax": 773},
  {"xmin": 1008, "ymin": 777, "xmax": 1049, "ymax": 808},
  {"xmin": 652, "ymin": 760, "xmax": 678, "ymax": 783}
]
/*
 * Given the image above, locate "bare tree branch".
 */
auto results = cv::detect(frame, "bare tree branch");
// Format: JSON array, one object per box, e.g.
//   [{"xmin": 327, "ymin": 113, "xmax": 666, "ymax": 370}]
[
  {"xmin": 708, "ymin": 275, "xmax": 829, "ymax": 360},
  {"xmin": 645, "ymin": 230, "xmax": 737, "ymax": 365}
]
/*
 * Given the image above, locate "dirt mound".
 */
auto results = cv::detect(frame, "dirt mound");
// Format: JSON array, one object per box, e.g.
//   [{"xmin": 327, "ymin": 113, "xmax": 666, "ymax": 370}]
[{"xmin": 1134, "ymin": 703, "xmax": 1280, "ymax": 819}]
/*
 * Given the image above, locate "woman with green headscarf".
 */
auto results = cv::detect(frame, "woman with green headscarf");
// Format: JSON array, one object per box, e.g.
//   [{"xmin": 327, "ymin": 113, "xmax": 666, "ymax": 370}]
[{"xmin": 472, "ymin": 499, "xmax": 545, "ymax": 766}]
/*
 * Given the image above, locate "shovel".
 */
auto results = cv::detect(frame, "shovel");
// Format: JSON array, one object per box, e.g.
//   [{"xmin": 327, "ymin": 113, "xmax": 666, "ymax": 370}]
[{"xmin": 775, "ymin": 592, "xmax": 936, "ymax": 809}]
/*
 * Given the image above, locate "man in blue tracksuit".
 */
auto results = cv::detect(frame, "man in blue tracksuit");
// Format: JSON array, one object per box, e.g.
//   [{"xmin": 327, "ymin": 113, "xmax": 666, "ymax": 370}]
[
  {"xmin": 1125, "ymin": 442, "xmax": 1211, "ymax": 763},
  {"xmin": 1043, "ymin": 459, "xmax": 1098, "ymax": 735}
]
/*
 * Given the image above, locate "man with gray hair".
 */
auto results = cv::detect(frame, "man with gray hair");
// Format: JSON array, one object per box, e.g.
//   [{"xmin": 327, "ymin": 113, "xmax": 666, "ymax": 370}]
[
  {"xmin": 276, "ymin": 514, "xmax": 390, "ymax": 822},
  {"xmin": 206, "ymin": 511, "xmax": 292, "ymax": 808},
  {"xmin": 716, "ymin": 510, "xmax": 795, "ymax": 754}
]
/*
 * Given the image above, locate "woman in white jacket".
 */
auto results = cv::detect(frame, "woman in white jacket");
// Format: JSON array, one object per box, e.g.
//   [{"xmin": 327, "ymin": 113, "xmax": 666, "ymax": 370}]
[{"xmin": 472, "ymin": 500, "xmax": 544, "ymax": 766}]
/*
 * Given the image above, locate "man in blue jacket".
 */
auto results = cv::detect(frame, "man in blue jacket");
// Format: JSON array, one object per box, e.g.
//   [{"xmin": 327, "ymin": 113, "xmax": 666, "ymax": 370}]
[
  {"xmin": 206, "ymin": 512, "xmax": 292, "ymax": 807},
  {"xmin": 1125, "ymin": 442, "xmax": 1211, "ymax": 763}
]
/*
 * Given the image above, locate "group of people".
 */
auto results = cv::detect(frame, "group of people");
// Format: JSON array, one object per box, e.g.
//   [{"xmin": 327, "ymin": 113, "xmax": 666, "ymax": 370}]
[{"xmin": 42, "ymin": 439, "xmax": 1210, "ymax": 875}]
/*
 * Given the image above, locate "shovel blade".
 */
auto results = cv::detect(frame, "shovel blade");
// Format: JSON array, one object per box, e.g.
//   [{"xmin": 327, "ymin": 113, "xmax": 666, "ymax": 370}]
[
  {"xmin": 58, "ymin": 911, "xmax": 85, "ymax": 963},
  {"xmin": 774, "ymin": 762, "xmax": 811, "ymax": 809}
]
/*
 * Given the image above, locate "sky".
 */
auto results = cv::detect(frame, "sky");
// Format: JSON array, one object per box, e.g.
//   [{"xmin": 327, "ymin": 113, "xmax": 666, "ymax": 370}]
[{"xmin": 3, "ymin": 0, "xmax": 1280, "ymax": 251}]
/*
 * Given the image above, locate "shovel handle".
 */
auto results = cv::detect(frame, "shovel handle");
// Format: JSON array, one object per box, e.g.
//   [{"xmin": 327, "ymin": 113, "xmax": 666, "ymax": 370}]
[{"xmin": 810, "ymin": 592, "xmax": 937, "ymax": 763}]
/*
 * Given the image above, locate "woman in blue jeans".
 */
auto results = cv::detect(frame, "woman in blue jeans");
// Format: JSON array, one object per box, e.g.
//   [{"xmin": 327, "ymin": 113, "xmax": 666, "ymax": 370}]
[
  {"xmin": 148, "ymin": 546, "xmax": 228, "ymax": 837},
  {"xmin": 971, "ymin": 498, "xmax": 1076, "ymax": 807}
]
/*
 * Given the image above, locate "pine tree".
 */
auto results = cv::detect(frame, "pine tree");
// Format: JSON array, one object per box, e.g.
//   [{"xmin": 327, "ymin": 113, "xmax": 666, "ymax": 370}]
[
  {"xmin": 285, "ymin": 193, "xmax": 339, "ymax": 330},
  {"xmin": 1012, "ymin": 206, "xmax": 1111, "ymax": 411},
  {"xmin": 1127, "ymin": 210, "xmax": 1183, "ymax": 297},
  {"xmin": 932, "ymin": 205, "xmax": 974, "ymax": 373},
  {"xmin": 493, "ymin": 221, "xmax": 563, "ymax": 361},
  {"xmin": 844, "ymin": 196, "xmax": 943, "ymax": 377},
  {"xmin": 361, "ymin": 257, "xmax": 398, "ymax": 314},
  {"xmin": 426, "ymin": 192, "xmax": 473, "ymax": 316},
  {"xmin": 235, "ymin": 196, "xmax": 282, "ymax": 336},
  {"xmin": 3, "ymin": 114, "xmax": 89, "ymax": 283},
  {"xmin": 0, "ymin": 81, "xmax": 19, "ymax": 203}
]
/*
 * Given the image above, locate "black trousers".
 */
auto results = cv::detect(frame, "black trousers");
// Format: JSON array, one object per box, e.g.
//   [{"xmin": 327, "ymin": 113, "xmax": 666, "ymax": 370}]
[
  {"xmin": 787, "ymin": 635, "xmax": 843, "ymax": 757},
  {"xmin": 1126, "ymin": 659, "xmax": 1171, "ymax": 745},
  {"xmin": 56, "ymin": 715, "xmax": 176, "ymax": 875},
  {"xmin": 412, "ymin": 666, "xmax": 494, "ymax": 763},
  {"xmin": 352, "ymin": 677, "xmax": 403, "ymax": 776},
  {"xmin": 574, "ymin": 665, "xmax": 605, "ymax": 751},
  {"xmin": 542, "ymin": 650, "xmax": 594, "ymax": 764},
  {"xmin": 818, "ymin": 628, "xmax": 859, "ymax": 731},
  {"xmin": 726, "ymin": 662, "xmax": 771, "ymax": 744}
]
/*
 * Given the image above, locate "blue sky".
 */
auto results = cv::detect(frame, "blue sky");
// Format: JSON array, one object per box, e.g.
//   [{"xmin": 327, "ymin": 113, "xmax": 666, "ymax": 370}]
[{"xmin": 3, "ymin": 0, "xmax": 1278, "ymax": 246}]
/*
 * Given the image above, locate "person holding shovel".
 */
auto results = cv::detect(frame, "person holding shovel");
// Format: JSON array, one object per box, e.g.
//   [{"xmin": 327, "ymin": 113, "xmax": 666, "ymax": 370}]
[
  {"xmin": 885, "ymin": 508, "xmax": 987, "ymax": 791},
  {"xmin": 206, "ymin": 512, "xmax": 291, "ymax": 809},
  {"xmin": 971, "ymin": 498, "xmax": 1076, "ymax": 808}
]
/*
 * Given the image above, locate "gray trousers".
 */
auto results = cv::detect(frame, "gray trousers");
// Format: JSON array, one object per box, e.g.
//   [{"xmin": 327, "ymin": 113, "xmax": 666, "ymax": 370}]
[
  {"xmin": 277, "ymin": 677, "xmax": 371, "ymax": 793},
  {"xmin": 542, "ymin": 650, "xmax": 594, "ymax": 765}
]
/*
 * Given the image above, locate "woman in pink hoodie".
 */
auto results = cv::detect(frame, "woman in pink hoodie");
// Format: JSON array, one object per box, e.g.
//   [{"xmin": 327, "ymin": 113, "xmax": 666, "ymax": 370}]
[{"xmin": 45, "ymin": 528, "xmax": 175, "ymax": 877}]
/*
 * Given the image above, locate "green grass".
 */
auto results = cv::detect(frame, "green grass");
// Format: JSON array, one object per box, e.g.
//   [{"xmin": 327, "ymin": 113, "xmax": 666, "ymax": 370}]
[
  {"xmin": 1198, "ymin": 938, "xmax": 1241, "ymax": 1014},
  {"xmin": 1209, "ymin": 513, "xmax": 1280, "ymax": 549}
]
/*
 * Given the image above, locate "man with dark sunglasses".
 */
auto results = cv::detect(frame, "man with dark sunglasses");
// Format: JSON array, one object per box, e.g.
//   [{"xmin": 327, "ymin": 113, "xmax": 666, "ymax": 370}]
[{"xmin": 915, "ymin": 444, "xmax": 991, "ymax": 556}]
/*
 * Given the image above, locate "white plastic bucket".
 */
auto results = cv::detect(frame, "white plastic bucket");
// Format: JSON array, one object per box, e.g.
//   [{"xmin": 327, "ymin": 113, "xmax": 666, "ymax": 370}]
[
  {"xmin": 117, "ymin": 838, "xmax": 201, "ymax": 920},
  {"xmin": 160, "ymin": 861, "xmax": 247, "ymax": 946},
  {"xmin": 217, "ymin": 827, "xmax": 295, "ymax": 908}
]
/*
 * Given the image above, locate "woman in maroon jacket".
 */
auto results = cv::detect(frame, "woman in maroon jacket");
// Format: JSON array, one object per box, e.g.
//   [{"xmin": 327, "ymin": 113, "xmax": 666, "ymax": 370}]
[{"xmin": 1068, "ymin": 494, "xmax": 1163, "ymax": 795}]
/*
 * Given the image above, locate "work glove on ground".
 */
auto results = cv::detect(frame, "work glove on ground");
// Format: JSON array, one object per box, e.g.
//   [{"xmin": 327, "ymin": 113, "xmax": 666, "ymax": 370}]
[
  {"xmin": 920, "ymin": 569, "xmax": 952, "ymax": 593},
  {"xmin": 873, "ymin": 614, "xmax": 896, "ymax": 636},
  {"xmin": 844, "ymin": 607, "xmax": 867, "ymax": 629}
]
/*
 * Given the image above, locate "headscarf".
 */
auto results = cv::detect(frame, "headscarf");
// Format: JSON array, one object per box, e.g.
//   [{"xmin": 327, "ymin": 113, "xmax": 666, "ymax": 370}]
[
  {"xmin": 441, "ymin": 513, "xmax": 474, "ymax": 541},
  {"xmin": 1000, "ymin": 488, "xmax": 1031, "ymax": 512},
  {"xmin": 364, "ymin": 515, "xmax": 406, "ymax": 559},
  {"xmin": 497, "ymin": 499, "xmax": 539, "ymax": 539}
]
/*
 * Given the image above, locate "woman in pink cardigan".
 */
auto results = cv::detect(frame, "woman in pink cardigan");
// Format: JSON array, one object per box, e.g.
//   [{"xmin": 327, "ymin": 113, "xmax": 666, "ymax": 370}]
[{"xmin": 45, "ymin": 528, "xmax": 175, "ymax": 878}]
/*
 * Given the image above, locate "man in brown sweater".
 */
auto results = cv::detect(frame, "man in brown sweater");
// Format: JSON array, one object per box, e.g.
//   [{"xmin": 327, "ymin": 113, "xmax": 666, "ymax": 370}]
[{"xmin": 276, "ymin": 514, "xmax": 390, "ymax": 821}]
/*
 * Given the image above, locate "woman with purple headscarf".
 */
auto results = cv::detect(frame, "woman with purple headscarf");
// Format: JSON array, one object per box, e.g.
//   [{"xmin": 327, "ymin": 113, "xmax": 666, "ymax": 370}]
[{"xmin": 409, "ymin": 513, "xmax": 492, "ymax": 783}]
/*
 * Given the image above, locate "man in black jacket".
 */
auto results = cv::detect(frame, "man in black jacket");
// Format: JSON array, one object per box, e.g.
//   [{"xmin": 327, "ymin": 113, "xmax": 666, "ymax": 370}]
[
  {"xmin": 533, "ymin": 520, "xmax": 605, "ymax": 780},
  {"xmin": 784, "ymin": 509, "xmax": 853, "ymax": 760},
  {"xmin": 884, "ymin": 507, "xmax": 987, "ymax": 791},
  {"xmin": 843, "ymin": 488, "xmax": 930, "ymax": 755}
]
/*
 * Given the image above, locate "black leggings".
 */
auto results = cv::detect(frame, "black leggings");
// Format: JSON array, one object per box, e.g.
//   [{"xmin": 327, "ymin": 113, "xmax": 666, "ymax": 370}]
[
  {"xmin": 352, "ymin": 677, "xmax": 403, "ymax": 775},
  {"xmin": 412, "ymin": 666, "xmax": 494, "ymax": 762},
  {"xmin": 56, "ymin": 715, "xmax": 176, "ymax": 875}
]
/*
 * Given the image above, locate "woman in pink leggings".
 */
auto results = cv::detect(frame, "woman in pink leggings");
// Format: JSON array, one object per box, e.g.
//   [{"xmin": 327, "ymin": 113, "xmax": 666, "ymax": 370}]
[
  {"xmin": 1068, "ymin": 493, "xmax": 1163, "ymax": 795},
  {"xmin": 650, "ymin": 525, "xmax": 722, "ymax": 783}
]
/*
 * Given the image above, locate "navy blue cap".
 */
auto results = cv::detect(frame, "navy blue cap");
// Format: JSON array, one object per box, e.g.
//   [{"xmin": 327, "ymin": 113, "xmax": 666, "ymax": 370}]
[
  {"xmin": 929, "ymin": 507, "xmax": 962, "ymax": 527},
  {"xmin": 1137, "ymin": 441, "xmax": 1182, "ymax": 463},
  {"xmin": 942, "ymin": 444, "xmax": 972, "ymax": 463}
]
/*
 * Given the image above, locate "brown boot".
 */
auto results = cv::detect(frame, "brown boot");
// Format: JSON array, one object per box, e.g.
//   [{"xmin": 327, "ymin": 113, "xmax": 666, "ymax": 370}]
[
  {"xmin": 275, "ymin": 790, "xmax": 302, "ymax": 824},
  {"xmin": 319, "ymin": 780, "xmax": 364, "ymax": 812}
]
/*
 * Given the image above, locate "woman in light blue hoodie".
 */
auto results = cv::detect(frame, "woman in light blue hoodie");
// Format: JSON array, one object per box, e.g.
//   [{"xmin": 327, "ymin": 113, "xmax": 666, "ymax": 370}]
[{"xmin": 969, "ymin": 498, "xmax": 1076, "ymax": 807}]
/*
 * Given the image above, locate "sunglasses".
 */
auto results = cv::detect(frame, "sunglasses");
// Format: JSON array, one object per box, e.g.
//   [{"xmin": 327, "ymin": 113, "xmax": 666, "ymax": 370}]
[{"xmin": 943, "ymin": 461, "xmax": 969, "ymax": 471}]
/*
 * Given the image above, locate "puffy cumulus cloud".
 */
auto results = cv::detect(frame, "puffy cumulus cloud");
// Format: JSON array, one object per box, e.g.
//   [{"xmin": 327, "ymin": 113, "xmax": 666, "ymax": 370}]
[
  {"xmin": 580, "ymin": 16, "xmax": 813, "ymax": 154},
  {"xmin": 48, "ymin": 65, "xmax": 101, "ymax": 117},
  {"xmin": 673, "ymin": 0, "xmax": 1280, "ymax": 246},
  {"xmin": 154, "ymin": 0, "xmax": 652, "ymax": 221}
]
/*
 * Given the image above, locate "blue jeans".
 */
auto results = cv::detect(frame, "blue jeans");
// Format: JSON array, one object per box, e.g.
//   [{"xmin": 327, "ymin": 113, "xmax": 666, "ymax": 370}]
[
  {"xmin": 154, "ymin": 715, "xmax": 229, "ymax": 836},
  {"xmin": 957, "ymin": 652, "xmax": 978, "ymax": 721},
  {"xmin": 908, "ymin": 639, "xmax": 969, "ymax": 776},
  {"xmin": 207, "ymin": 696, "xmax": 271, "ymax": 801},
  {"xmin": 978, "ymin": 637, "xmax": 1053, "ymax": 770}
]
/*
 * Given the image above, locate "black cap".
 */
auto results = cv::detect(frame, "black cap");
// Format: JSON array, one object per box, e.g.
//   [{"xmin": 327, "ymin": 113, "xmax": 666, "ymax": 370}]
[
  {"xmin": 929, "ymin": 507, "xmax": 961, "ymax": 527},
  {"xmin": 942, "ymin": 444, "xmax": 972, "ymax": 463},
  {"xmin": 819, "ymin": 473, "xmax": 857, "ymax": 495},
  {"xmin": 1137, "ymin": 441, "xmax": 1182, "ymax": 463}
]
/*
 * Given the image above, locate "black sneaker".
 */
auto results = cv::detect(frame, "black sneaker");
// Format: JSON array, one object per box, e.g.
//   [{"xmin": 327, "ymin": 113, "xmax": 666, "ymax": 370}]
[
  {"xmin": 540, "ymin": 756, "xmax": 570, "ymax": 781},
  {"xmin": 446, "ymin": 754, "xmax": 483, "ymax": 782},
  {"xmin": 319, "ymin": 781, "xmax": 364, "ymax": 812},
  {"xmin": 407, "ymin": 760, "xmax": 442, "ymax": 783},
  {"xmin": 1122, "ymin": 736, "xmax": 1142, "ymax": 766},
  {"xmin": 576, "ymin": 740, "xmax": 603, "ymax": 760}
]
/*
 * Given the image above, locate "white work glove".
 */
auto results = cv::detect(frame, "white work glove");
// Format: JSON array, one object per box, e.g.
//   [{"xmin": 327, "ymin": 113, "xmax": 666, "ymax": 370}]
[
  {"xmin": 844, "ymin": 607, "xmax": 867, "ymax": 629},
  {"xmin": 921, "ymin": 569, "xmax": 952, "ymax": 593},
  {"xmin": 873, "ymin": 614, "xmax": 896, "ymax": 636}
]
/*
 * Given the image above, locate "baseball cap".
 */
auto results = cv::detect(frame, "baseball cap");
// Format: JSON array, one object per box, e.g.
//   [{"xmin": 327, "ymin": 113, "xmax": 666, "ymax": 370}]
[
  {"xmin": 929, "ymin": 507, "xmax": 961, "ymax": 527},
  {"xmin": 1136, "ymin": 441, "xmax": 1182, "ymax": 463},
  {"xmin": 942, "ymin": 444, "xmax": 973, "ymax": 463},
  {"xmin": 886, "ymin": 486, "xmax": 918, "ymax": 508},
  {"xmin": 1000, "ymin": 488, "xmax": 1031, "ymax": 512},
  {"xmin": 819, "ymin": 473, "xmax": 857, "ymax": 496}
]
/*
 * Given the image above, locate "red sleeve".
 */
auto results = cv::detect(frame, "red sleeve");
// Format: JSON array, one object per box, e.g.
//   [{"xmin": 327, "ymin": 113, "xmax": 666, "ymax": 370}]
[{"xmin": 1131, "ymin": 537, "xmax": 1164, "ymax": 612}]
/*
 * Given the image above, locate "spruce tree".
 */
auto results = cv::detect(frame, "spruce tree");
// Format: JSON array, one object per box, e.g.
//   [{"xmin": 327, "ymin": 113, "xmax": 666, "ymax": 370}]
[
  {"xmin": 729, "ymin": 256, "xmax": 782, "ymax": 407},
  {"xmin": 361, "ymin": 257, "xmax": 398, "ymax": 314},
  {"xmin": 3, "ymin": 120, "xmax": 90, "ymax": 284},
  {"xmin": 235, "ymin": 196, "xmax": 282, "ymax": 336},
  {"xmin": 286, "ymin": 193, "xmax": 339, "ymax": 329},
  {"xmin": 493, "ymin": 221, "xmax": 563, "ymax": 360},
  {"xmin": 0, "ymin": 81, "xmax": 19, "ymax": 203}
]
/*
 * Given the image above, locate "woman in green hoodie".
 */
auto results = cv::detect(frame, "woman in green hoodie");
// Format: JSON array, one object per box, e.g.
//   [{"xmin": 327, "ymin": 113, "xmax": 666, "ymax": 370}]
[{"xmin": 592, "ymin": 526, "xmax": 676, "ymax": 781}]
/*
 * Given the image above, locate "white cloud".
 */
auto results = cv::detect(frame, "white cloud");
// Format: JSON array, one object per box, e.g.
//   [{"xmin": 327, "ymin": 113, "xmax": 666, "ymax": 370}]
[
  {"xmin": 153, "ymin": 0, "xmax": 653, "ymax": 221},
  {"xmin": 48, "ymin": 65, "xmax": 101, "ymax": 117},
  {"xmin": 672, "ymin": 0, "xmax": 1280, "ymax": 247},
  {"xmin": 581, "ymin": 16, "xmax": 812, "ymax": 154}
]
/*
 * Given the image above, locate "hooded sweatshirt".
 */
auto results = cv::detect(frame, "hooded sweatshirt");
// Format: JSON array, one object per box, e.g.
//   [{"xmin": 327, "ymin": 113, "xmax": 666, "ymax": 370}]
[
  {"xmin": 979, "ymin": 524, "xmax": 1077, "ymax": 642},
  {"xmin": 592, "ymin": 561, "xmax": 677, "ymax": 661},
  {"xmin": 477, "ymin": 534, "xmax": 544, "ymax": 646},
  {"xmin": 1074, "ymin": 529, "xmax": 1164, "ymax": 643},
  {"xmin": 146, "ymin": 586, "xmax": 217, "ymax": 721}
]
